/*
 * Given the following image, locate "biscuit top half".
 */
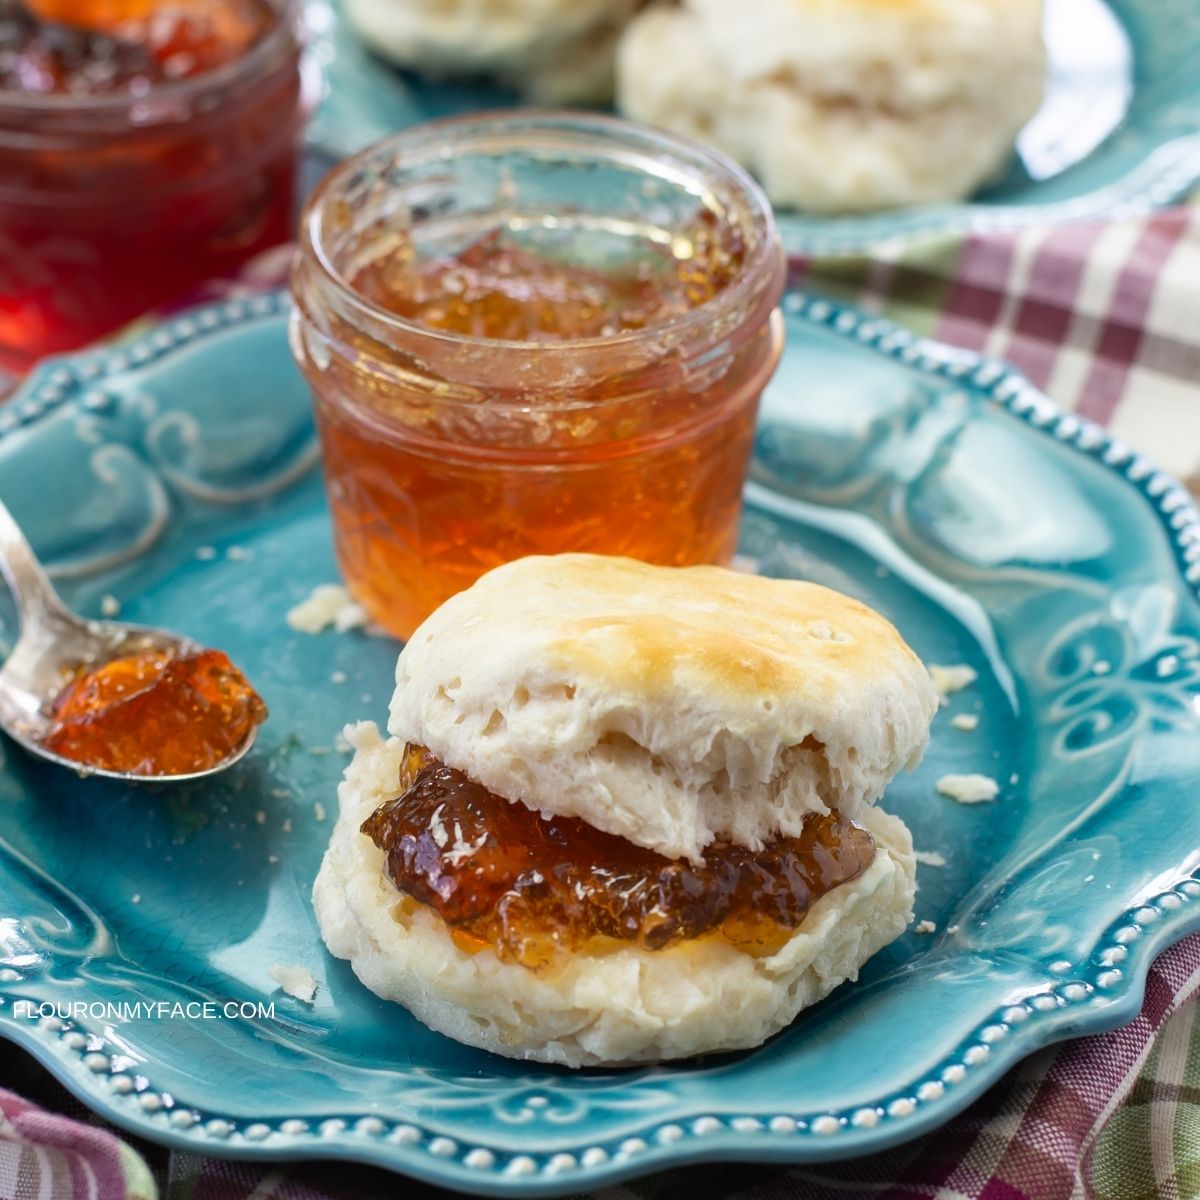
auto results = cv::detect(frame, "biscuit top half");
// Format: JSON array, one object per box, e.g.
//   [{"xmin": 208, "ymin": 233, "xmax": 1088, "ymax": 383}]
[{"xmin": 390, "ymin": 554, "xmax": 939, "ymax": 863}]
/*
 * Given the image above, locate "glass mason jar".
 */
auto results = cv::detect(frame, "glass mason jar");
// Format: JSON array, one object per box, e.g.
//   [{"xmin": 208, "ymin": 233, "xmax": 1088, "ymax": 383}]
[
  {"xmin": 291, "ymin": 112, "xmax": 786, "ymax": 640},
  {"xmin": 0, "ymin": 0, "xmax": 305, "ymax": 377}
]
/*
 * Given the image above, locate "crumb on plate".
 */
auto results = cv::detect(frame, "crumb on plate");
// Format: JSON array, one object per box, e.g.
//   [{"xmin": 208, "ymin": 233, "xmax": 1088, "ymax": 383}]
[
  {"xmin": 267, "ymin": 963, "xmax": 318, "ymax": 1004},
  {"xmin": 286, "ymin": 584, "xmax": 367, "ymax": 635},
  {"xmin": 950, "ymin": 713, "xmax": 979, "ymax": 732},
  {"xmin": 930, "ymin": 664, "xmax": 978, "ymax": 701},
  {"xmin": 100, "ymin": 594, "xmax": 121, "ymax": 617},
  {"xmin": 914, "ymin": 850, "xmax": 947, "ymax": 868},
  {"xmin": 915, "ymin": 920, "xmax": 937, "ymax": 935},
  {"xmin": 937, "ymin": 773, "xmax": 1000, "ymax": 804}
]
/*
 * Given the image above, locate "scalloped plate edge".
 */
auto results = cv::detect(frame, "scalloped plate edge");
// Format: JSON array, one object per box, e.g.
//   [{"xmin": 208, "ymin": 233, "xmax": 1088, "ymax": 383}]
[
  {"xmin": 1, "ymin": 907, "xmax": 1197, "ymax": 1200},
  {"xmin": 0, "ymin": 289, "xmax": 1198, "ymax": 1195}
]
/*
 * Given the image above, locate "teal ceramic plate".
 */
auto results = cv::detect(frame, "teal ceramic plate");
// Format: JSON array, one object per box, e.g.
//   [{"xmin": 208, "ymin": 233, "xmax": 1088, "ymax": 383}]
[
  {"xmin": 0, "ymin": 290, "xmax": 1198, "ymax": 1196},
  {"xmin": 307, "ymin": 0, "xmax": 1200, "ymax": 256}
]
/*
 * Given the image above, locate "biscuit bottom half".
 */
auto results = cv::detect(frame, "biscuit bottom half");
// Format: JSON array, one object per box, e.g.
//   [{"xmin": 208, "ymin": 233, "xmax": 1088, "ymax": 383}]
[{"xmin": 314, "ymin": 722, "xmax": 917, "ymax": 1067}]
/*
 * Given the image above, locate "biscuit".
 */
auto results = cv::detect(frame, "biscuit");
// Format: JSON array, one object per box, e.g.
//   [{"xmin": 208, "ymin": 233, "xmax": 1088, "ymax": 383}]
[
  {"xmin": 342, "ymin": 0, "xmax": 645, "ymax": 104},
  {"xmin": 617, "ymin": 0, "xmax": 1046, "ymax": 211}
]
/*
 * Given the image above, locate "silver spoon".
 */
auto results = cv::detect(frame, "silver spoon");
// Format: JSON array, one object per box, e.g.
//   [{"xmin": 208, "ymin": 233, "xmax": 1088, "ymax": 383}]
[{"xmin": 0, "ymin": 498, "xmax": 258, "ymax": 782}]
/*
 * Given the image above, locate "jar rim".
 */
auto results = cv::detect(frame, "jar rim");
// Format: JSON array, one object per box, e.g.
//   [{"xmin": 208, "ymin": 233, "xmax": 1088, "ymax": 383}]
[
  {"xmin": 0, "ymin": 0, "xmax": 301, "ymax": 118},
  {"xmin": 297, "ymin": 110, "xmax": 784, "ymax": 357}
]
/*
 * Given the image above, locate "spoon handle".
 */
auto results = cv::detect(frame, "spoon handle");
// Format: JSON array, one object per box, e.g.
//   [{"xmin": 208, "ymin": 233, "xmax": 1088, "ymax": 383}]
[{"xmin": 0, "ymin": 498, "xmax": 70, "ymax": 628}]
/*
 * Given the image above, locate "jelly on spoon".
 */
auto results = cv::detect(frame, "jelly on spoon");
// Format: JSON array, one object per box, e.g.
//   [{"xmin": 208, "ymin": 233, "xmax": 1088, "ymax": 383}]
[{"xmin": 0, "ymin": 497, "xmax": 266, "ymax": 781}]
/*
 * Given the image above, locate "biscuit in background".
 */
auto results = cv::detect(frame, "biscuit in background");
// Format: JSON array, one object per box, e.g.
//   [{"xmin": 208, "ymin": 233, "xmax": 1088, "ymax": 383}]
[
  {"xmin": 342, "ymin": 0, "xmax": 647, "ymax": 104},
  {"xmin": 617, "ymin": 0, "xmax": 1046, "ymax": 212}
]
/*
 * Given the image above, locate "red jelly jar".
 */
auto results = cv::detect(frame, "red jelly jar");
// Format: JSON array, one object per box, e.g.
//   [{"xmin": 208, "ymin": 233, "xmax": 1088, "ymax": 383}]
[{"xmin": 0, "ymin": 0, "xmax": 304, "ymax": 377}]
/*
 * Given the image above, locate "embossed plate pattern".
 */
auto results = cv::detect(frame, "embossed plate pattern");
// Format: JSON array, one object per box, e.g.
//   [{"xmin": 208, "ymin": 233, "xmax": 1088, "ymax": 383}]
[{"xmin": 0, "ymin": 289, "xmax": 1197, "ymax": 1195}]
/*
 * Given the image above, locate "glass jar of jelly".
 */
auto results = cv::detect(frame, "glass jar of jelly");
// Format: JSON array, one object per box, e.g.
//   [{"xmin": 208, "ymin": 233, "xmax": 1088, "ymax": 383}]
[
  {"xmin": 0, "ymin": 0, "xmax": 304, "ymax": 377},
  {"xmin": 291, "ymin": 112, "xmax": 786, "ymax": 640}
]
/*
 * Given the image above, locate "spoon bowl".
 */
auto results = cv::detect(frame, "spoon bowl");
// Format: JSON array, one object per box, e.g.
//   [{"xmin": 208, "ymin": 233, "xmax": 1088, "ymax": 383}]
[{"xmin": 0, "ymin": 499, "xmax": 259, "ymax": 783}]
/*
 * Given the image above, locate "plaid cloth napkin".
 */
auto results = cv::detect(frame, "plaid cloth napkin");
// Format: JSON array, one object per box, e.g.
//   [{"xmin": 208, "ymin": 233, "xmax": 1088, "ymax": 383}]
[
  {"xmin": 794, "ymin": 204, "xmax": 1200, "ymax": 492},
  {"xmin": 3, "ymin": 200, "xmax": 1200, "ymax": 1200}
]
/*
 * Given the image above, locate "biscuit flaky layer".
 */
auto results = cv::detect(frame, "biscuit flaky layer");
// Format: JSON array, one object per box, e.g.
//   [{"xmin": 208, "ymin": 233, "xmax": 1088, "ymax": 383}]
[
  {"xmin": 390, "ymin": 555, "xmax": 938, "ymax": 864},
  {"xmin": 314, "ymin": 723, "xmax": 917, "ymax": 1068},
  {"xmin": 617, "ymin": 0, "xmax": 1045, "ymax": 211}
]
